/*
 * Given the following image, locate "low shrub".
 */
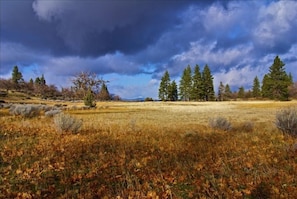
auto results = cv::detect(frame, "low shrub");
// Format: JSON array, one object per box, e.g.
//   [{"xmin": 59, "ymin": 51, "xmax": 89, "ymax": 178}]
[
  {"xmin": 54, "ymin": 113, "xmax": 82, "ymax": 133},
  {"xmin": 45, "ymin": 109, "xmax": 62, "ymax": 117},
  {"xmin": 9, "ymin": 104, "xmax": 41, "ymax": 118},
  {"xmin": 209, "ymin": 116, "xmax": 232, "ymax": 131},
  {"xmin": 237, "ymin": 121, "xmax": 254, "ymax": 132},
  {"xmin": 275, "ymin": 107, "xmax": 297, "ymax": 137}
]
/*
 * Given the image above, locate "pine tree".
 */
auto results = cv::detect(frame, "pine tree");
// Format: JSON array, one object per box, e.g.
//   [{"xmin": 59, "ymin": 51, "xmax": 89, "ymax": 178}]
[
  {"xmin": 218, "ymin": 82, "xmax": 225, "ymax": 101},
  {"xmin": 261, "ymin": 74, "xmax": 270, "ymax": 98},
  {"xmin": 238, "ymin": 86, "xmax": 245, "ymax": 99},
  {"xmin": 224, "ymin": 84, "xmax": 232, "ymax": 100},
  {"xmin": 179, "ymin": 65, "xmax": 192, "ymax": 101},
  {"xmin": 191, "ymin": 64, "xmax": 203, "ymax": 101},
  {"xmin": 158, "ymin": 70, "xmax": 171, "ymax": 101},
  {"xmin": 252, "ymin": 76, "xmax": 261, "ymax": 98},
  {"xmin": 168, "ymin": 80, "xmax": 178, "ymax": 101},
  {"xmin": 35, "ymin": 77, "xmax": 41, "ymax": 85},
  {"xmin": 263, "ymin": 56, "xmax": 291, "ymax": 100},
  {"xmin": 202, "ymin": 65, "xmax": 215, "ymax": 101},
  {"xmin": 40, "ymin": 74, "xmax": 46, "ymax": 85},
  {"xmin": 11, "ymin": 65, "xmax": 23, "ymax": 86},
  {"xmin": 98, "ymin": 82, "xmax": 110, "ymax": 101}
]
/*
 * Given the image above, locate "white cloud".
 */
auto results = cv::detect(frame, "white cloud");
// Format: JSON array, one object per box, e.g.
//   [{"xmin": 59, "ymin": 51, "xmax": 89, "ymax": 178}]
[
  {"xmin": 32, "ymin": 0, "xmax": 68, "ymax": 22},
  {"xmin": 214, "ymin": 65, "xmax": 262, "ymax": 91},
  {"xmin": 170, "ymin": 40, "xmax": 253, "ymax": 71},
  {"xmin": 253, "ymin": 1, "xmax": 297, "ymax": 48}
]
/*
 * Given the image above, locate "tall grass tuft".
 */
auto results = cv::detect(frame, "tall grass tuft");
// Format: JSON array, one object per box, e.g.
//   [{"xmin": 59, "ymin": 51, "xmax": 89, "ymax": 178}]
[
  {"xmin": 54, "ymin": 113, "xmax": 82, "ymax": 133},
  {"xmin": 209, "ymin": 116, "xmax": 232, "ymax": 131},
  {"xmin": 275, "ymin": 107, "xmax": 297, "ymax": 137}
]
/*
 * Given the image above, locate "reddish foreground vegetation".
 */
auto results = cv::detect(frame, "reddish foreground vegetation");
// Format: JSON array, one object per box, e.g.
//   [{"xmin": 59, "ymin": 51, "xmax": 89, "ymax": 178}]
[{"xmin": 1, "ymin": 101, "xmax": 297, "ymax": 198}]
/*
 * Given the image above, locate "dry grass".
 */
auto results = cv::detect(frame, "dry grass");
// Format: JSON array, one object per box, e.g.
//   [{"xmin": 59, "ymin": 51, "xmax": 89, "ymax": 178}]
[{"xmin": 1, "ymin": 100, "xmax": 297, "ymax": 198}]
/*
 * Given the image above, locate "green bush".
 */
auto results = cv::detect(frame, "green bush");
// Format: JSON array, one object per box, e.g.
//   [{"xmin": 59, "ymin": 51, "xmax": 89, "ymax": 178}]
[
  {"xmin": 209, "ymin": 117, "xmax": 232, "ymax": 131},
  {"xmin": 84, "ymin": 90, "xmax": 96, "ymax": 107},
  {"xmin": 54, "ymin": 113, "xmax": 82, "ymax": 133},
  {"xmin": 275, "ymin": 107, "xmax": 297, "ymax": 137}
]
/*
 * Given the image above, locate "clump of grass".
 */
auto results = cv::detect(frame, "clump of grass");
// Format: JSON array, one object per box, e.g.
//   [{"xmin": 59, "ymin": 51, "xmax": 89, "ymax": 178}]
[
  {"xmin": 275, "ymin": 107, "xmax": 297, "ymax": 137},
  {"xmin": 236, "ymin": 121, "xmax": 254, "ymax": 132},
  {"xmin": 251, "ymin": 182, "xmax": 272, "ymax": 199},
  {"xmin": 54, "ymin": 113, "xmax": 82, "ymax": 133},
  {"xmin": 209, "ymin": 116, "xmax": 232, "ymax": 131}
]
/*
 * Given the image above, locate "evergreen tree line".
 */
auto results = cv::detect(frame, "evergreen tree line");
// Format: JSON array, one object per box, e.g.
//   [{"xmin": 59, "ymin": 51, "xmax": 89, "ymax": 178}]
[
  {"xmin": 159, "ymin": 64, "xmax": 215, "ymax": 101},
  {"xmin": 159, "ymin": 56, "xmax": 296, "ymax": 101}
]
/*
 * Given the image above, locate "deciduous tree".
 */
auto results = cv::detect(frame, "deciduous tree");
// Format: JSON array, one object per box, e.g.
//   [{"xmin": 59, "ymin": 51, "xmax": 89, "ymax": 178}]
[{"xmin": 72, "ymin": 72, "xmax": 103, "ymax": 99}]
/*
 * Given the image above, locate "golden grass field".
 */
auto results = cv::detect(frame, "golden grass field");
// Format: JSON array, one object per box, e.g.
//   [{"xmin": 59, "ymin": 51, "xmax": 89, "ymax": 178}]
[{"xmin": 1, "ymin": 100, "xmax": 297, "ymax": 198}]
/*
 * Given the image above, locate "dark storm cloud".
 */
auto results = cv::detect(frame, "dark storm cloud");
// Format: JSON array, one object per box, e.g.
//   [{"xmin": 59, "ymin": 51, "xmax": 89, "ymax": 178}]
[
  {"xmin": 1, "ymin": 0, "xmax": 70, "ymax": 57},
  {"xmin": 30, "ymin": 0, "xmax": 198, "ymax": 56}
]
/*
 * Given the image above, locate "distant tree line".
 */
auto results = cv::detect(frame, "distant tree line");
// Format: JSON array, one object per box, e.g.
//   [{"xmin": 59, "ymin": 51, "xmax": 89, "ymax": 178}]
[
  {"xmin": 159, "ymin": 56, "xmax": 296, "ymax": 101},
  {"xmin": 0, "ymin": 66, "xmax": 121, "ymax": 105}
]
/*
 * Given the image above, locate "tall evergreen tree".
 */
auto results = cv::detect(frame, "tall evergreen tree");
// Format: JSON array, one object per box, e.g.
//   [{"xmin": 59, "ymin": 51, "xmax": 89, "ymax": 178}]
[
  {"xmin": 202, "ymin": 65, "xmax": 215, "ymax": 101},
  {"xmin": 98, "ymin": 82, "xmax": 110, "ymax": 101},
  {"xmin": 224, "ymin": 84, "xmax": 232, "ymax": 100},
  {"xmin": 40, "ymin": 74, "xmax": 46, "ymax": 85},
  {"xmin": 261, "ymin": 74, "xmax": 270, "ymax": 98},
  {"xmin": 179, "ymin": 65, "xmax": 192, "ymax": 101},
  {"xmin": 263, "ymin": 56, "xmax": 291, "ymax": 100},
  {"xmin": 238, "ymin": 86, "xmax": 245, "ymax": 99},
  {"xmin": 11, "ymin": 65, "xmax": 23, "ymax": 86},
  {"xmin": 35, "ymin": 77, "xmax": 41, "ymax": 85},
  {"xmin": 252, "ymin": 76, "xmax": 261, "ymax": 98},
  {"xmin": 191, "ymin": 64, "xmax": 203, "ymax": 101},
  {"xmin": 218, "ymin": 81, "xmax": 225, "ymax": 101},
  {"xmin": 158, "ymin": 70, "xmax": 171, "ymax": 101},
  {"xmin": 168, "ymin": 80, "xmax": 178, "ymax": 101}
]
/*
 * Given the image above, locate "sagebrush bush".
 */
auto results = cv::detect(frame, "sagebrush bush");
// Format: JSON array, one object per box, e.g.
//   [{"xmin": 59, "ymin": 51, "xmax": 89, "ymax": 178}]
[
  {"xmin": 237, "ymin": 121, "xmax": 254, "ymax": 132},
  {"xmin": 9, "ymin": 104, "xmax": 41, "ymax": 118},
  {"xmin": 54, "ymin": 113, "xmax": 82, "ymax": 133},
  {"xmin": 275, "ymin": 107, "xmax": 297, "ymax": 137},
  {"xmin": 45, "ymin": 109, "xmax": 62, "ymax": 117},
  {"xmin": 209, "ymin": 116, "xmax": 232, "ymax": 131}
]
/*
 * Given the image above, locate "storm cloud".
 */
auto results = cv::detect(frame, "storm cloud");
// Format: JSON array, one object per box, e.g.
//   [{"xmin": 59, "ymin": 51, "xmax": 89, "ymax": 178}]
[{"xmin": 1, "ymin": 0, "xmax": 297, "ymax": 98}]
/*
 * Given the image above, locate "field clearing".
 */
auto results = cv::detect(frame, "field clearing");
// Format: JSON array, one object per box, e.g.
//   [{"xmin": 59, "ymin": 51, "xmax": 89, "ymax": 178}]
[{"xmin": 1, "ymin": 100, "xmax": 297, "ymax": 198}]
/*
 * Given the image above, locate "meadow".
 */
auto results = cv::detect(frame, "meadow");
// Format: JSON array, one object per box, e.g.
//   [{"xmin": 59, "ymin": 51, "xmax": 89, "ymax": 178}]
[{"xmin": 1, "ymin": 100, "xmax": 297, "ymax": 198}]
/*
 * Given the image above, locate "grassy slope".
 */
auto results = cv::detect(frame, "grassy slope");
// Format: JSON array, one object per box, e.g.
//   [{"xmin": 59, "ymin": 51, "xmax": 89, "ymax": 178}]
[{"xmin": 1, "ymin": 101, "xmax": 297, "ymax": 198}]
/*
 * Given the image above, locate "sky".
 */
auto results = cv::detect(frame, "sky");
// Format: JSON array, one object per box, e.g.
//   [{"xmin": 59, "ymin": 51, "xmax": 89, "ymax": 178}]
[{"xmin": 1, "ymin": 0, "xmax": 297, "ymax": 99}]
